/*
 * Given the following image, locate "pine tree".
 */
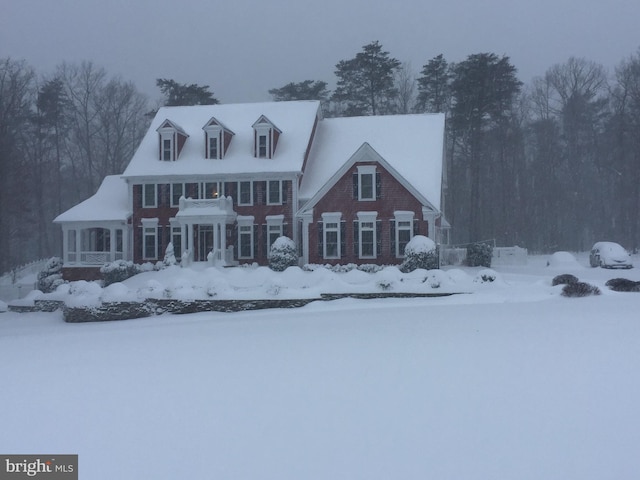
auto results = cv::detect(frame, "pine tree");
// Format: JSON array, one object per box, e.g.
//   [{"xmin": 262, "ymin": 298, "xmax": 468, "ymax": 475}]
[
  {"xmin": 268, "ymin": 80, "xmax": 330, "ymax": 102},
  {"xmin": 331, "ymin": 41, "xmax": 401, "ymax": 116},
  {"xmin": 415, "ymin": 54, "xmax": 451, "ymax": 113},
  {"xmin": 156, "ymin": 78, "xmax": 220, "ymax": 106}
]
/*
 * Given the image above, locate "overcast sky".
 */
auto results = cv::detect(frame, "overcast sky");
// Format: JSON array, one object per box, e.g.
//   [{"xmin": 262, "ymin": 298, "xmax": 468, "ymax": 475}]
[{"xmin": 2, "ymin": 0, "xmax": 639, "ymax": 104}]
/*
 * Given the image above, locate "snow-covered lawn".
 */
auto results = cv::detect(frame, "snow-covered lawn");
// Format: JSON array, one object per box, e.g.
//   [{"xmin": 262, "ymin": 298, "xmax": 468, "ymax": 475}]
[{"xmin": 1, "ymin": 254, "xmax": 640, "ymax": 479}]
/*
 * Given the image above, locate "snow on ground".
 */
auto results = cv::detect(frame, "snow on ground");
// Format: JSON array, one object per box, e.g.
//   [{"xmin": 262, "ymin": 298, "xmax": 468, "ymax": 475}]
[{"xmin": 1, "ymin": 254, "xmax": 640, "ymax": 479}]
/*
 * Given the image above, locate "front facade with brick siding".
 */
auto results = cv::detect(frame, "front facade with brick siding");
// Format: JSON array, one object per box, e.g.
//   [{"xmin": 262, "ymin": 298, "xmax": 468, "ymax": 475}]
[{"xmin": 54, "ymin": 100, "xmax": 447, "ymax": 278}]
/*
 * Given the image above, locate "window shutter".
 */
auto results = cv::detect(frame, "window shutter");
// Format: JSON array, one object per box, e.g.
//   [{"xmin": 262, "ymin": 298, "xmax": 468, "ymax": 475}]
[
  {"xmin": 376, "ymin": 172, "xmax": 382, "ymax": 199},
  {"xmin": 353, "ymin": 221, "xmax": 359, "ymax": 255},
  {"xmin": 341, "ymin": 221, "xmax": 346, "ymax": 258},
  {"xmin": 232, "ymin": 225, "xmax": 238, "ymax": 260},
  {"xmin": 376, "ymin": 220, "xmax": 382, "ymax": 257},
  {"xmin": 226, "ymin": 182, "xmax": 236, "ymax": 200},
  {"xmin": 413, "ymin": 219, "xmax": 420, "ymax": 236},
  {"xmin": 390, "ymin": 220, "xmax": 396, "ymax": 256},
  {"xmin": 283, "ymin": 223, "xmax": 288, "ymax": 238},
  {"xmin": 253, "ymin": 224, "xmax": 258, "ymax": 258},
  {"xmin": 317, "ymin": 222, "xmax": 323, "ymax": 257},
  {"xmin": 352, "ymin": 173, "xmax": 358, "ymax": 199},
  {"xmin": 282, "ymin": 181, "xmax": 288, "ymax": 205},
  {"xmin": 253, "ymin": 182, "xmax": 259, "ymax": 206},
  {"xmin": 261, "ymin": 181, "xmax": 267, "ymax": 205}
]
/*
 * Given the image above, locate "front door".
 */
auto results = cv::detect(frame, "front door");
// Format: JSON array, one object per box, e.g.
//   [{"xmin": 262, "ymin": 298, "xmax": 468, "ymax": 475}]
[{"xmin": 198, "ymin": 225, "xmax": 214, "ymax": 261}]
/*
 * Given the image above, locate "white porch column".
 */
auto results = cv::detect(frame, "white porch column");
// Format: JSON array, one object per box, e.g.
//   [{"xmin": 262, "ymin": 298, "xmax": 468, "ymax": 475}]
[
  {"xmin": 301, "ymin": 214, "xmax": 312, "ymax": 265},
  {"xmin": 109, "ymin": 227, "xmax": 116, "ymax": 262},
  {"xmin": 76, "ymin": 229, "xmax": 82, "ymax": 264},
  {"xmin": 219, "ymin": 222, "xmax": 227, "ymax": 264},
  {"xmin": 422, "ymin": 207, "xmax": 437, "ymax": 242}
]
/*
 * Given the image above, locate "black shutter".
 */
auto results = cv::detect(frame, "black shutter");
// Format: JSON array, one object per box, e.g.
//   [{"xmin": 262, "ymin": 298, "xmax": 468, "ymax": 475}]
[
  {"xmin": 262, "ymin": 181, "xmax": 267, "ymax": 205},
  {"xmin": 317, "ymin": 222, "xmax": 323, "ymax": 257},
  {"xmin": 283, "ymin": 223, "xmax": 288, "ymax": 238},
  {"xmin": 253, "ymin": 224, "xmax": 259, "ymax": 259},
  {"xmin": 390, "ymin": 220, "xmax": 396, "ymax": 256},
  {"xmin": 282, "ymin": 181, "xmax": 288, "ymax": 205},
  {"xmin": 376, "ymin": 220, "xmax": 382, "ymax": 257},
  {"xmin": 413, "ymin": 219, "xmax": 420, "ymax": 236},
  {"xmin": 253, "ymin": 182, "xmax": 259, "ymax": 206},
  {"xmin": 376, "ymin": 172, "xmax": 382, "ymax": 199},
  {"xmin": 353, "ymin": 221, "xmax": 359, "ymax": 256},
  {"xmin": 352, "ymin": 173, "xmax": 358, "ymax": 199},
  {"xmin": 341, "ymin": 221, "xmax": 346, "ymax": 258}
]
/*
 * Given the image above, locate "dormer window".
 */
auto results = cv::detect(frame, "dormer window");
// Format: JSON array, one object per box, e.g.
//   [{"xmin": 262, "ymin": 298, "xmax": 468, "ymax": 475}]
[
  {"xmin": 203, "ymin": 116, "xmax": 234, "ymax": 160},
  {"xmin": 156, "ymin": 119, "xmax": 188, "ymax": 161},
  {"xmin": 252, "ymin": 115, "xmax": 281, "ymax": 159}
]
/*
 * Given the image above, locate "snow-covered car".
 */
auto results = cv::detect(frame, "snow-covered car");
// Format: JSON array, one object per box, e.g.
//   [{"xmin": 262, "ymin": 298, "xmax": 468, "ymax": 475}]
[{"xmin": 589, "ymin": 242, "xmax": 633, "ymax": 269}]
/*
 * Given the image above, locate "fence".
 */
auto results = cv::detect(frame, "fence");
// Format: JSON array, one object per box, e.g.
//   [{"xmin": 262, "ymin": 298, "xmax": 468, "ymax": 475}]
[
  {"xmin": 0, "ymin": 258, "xmax": 47, "ymax": 302},
  {"xmin": 440, "ymin": 245, "xmax": 528, "ymax": 267}
]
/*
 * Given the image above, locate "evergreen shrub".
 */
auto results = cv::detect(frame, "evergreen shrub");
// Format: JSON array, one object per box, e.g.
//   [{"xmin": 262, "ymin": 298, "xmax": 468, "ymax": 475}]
[
  {"xmin": 100, "ymin": 260, "xmax": 140, "ymax": 287},
  {"xmin": 37, "ymin": 257, "xmax": 65, "ymax": 293},
  {"xmin": 466, "ymin": 242, "xmax": 493, "ymax": 267},
  {"xmin": 552, "ymin": 274, "xmax": 579, "ymax": 286},
  {"xmin": 400, "ymin": 235, "xmax": 438, "ymax": 273},
  {"xmin": 268, "ymin": 236, "xmax": 298, "ymax": 272},
  {"xmin": 561, "ymin": 282, "xmax": 601, "ymax": 297},
  {"xmin": 605, "ymin": 278, "xmax": 640, "ymax": 292}
]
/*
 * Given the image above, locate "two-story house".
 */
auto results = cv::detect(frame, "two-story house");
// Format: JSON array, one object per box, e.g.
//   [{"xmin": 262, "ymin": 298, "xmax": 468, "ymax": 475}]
[{"xmin": 54, "ymin": 100, "xmax": 447, "ymax": 280}]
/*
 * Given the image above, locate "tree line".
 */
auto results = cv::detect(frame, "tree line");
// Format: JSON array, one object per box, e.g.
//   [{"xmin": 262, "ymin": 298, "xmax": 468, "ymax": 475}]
[{"xmin": 1, "ymin": 42, "xmax": 640, "ymax": 272}]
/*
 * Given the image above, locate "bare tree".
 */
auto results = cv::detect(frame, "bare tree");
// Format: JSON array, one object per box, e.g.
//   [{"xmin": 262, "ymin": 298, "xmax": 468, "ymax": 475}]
[{"xmin": 394, "ymin": 62, "xmax": 416, "ymax": 114}]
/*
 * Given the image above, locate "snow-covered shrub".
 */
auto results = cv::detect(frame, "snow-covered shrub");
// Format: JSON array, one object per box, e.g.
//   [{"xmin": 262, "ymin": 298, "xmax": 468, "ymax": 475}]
[
  {"xmin": 561, "ymin": 282, "xmax": 601, "ymax": 297},
  {"xmin": 37, "ymin": 257, "xmax": 65, "ymax": 293},
  {"xmin": 100, "ymin": 260, "xmax": 139, "ymax": 287},
  {"xmin": 268, "ymin": 236, "xmax": 298, "ymax": 272},
  {"xmin": 465, "ymin": 242, "xmax": 493, "ymax": 267},
  {"xmin": 400, "ymin": 235, "xmax": 438, "ymax": 273},
  {"xmin": 605, "ymin": 278, "xmax": 640, "ymax": 292},
  {"xmin": 552, "ymin": 273, "xmax": 579, "ymax": 286},
  {"xmin": 474, "ymin": 269, "xmax": 498, "ymax": 283},
  {"xmin": 163, "ymin": 242, "xmax": 177, "ymax": 266}
]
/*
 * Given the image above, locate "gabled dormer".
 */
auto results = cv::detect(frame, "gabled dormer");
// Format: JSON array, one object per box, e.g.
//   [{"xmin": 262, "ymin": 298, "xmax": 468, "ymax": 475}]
[
  {"xmin": 202, "ymin": 116, "xmax": 235, "ymax": 159},
  {"xmin": 156, "ymin": 119, "xmax": 189, "ymax": 161},
  {"xmin": 252, "ymin": 115, "xmax": 282, "ymax": 159}
]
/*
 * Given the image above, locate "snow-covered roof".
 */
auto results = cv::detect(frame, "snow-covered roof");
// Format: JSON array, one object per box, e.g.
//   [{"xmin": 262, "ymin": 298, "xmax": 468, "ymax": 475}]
[
  {"xmin": 53, "ymin": 175, "xmax": 130, "ymax": 224},
  {"xmin": 122, "ymin": 100, "xmax": 321, "ymax": 179},
  {"xmin": 300, "ymin": 113, "xmax": 445, "ymax": 210}
]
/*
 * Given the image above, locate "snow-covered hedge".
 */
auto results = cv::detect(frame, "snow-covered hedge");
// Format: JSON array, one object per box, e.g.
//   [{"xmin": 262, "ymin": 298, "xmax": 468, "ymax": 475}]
[
  {"xmin": 466, "ymin": 242, "xmax": 493, "ymax": 267},
  {"xmin": 100, "ymin": 260, "xmax": 140, "ymax": 287},
  {"xmin": 400, "ymin": 235, "xmax": 438, "ymax": 272},
  {"xmin": 268, "ymin": 236, "xmax": 298, "ymax": 272},
  {"xmin": 37, "ymin": 257, "xmax": 65, "ymax": 293}
]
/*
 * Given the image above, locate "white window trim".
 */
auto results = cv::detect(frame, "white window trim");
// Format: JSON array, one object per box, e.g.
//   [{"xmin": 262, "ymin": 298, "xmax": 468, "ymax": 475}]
[
  {"xmin": 267, "ymin": 180, "xmax": 282, "ymax": 205},
  {"xmin": 160, "ymin": 132, "xmax": 174, "ymax": 161},
  {"xmin": 237, "ymin": 215, "xmax": 255, "ymax": 259},
  {"xmin": 170, "ymin": 183, "xmax": 184, "ymax": 207},
  {"xmin": 357, "ymin": 211, "xmax": 378, "ymax": 259},
  {"xmin": 143, "ymin": 184, "xmax": 157, "ymax": 208},
  {"xmin": 321, "ymin": 212, "xmax": 342, "ymax": 259},
  {"xmin": 204, "ymin": 127, "xmax": 223, "ymax": 159},
  {"xmin": 255, "ymin": 126, "xmax": 272, "ymax": 158},
  {"xmin": 141, "ymin": 217, "xmax": 159, "ymax": 260},
  {"xmin": 198, "ymin": 181, "xmax": 224, "ymax": 199},
  {"xmin": 357, "ymin": 165, "xmax": 376, "ymax": 201},
  {"xmin": 266, "ymin": 214, "xmax": 285, "ymax": 254},
  {"xmin": 394, "ymin": 211, "xmax": 414, "ymax": 258},
  {"xmin": 237, "ymin": 180, "xmax": 253, "ymax": 206}
]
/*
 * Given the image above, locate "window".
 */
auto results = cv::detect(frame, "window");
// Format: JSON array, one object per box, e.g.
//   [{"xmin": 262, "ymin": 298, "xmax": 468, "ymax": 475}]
[
  {"xmin": 394, "ymin": 212, "xmax": 415, "ymax": 257},
  {"xmin": 266, "ymin": 215, "xmax": 284, "ymax": 254},
  {"xmin": 258, "ymin": 135, "xmax": 267, "ymax": 158},
  {"xmin": 321, "ymin": 213, "xmax": 342, "ymax": 259},
  {"xmin": 143, "ymin": 227, "xmax": 157, "ymax": 259},
  {"xmin": 239, "ymin": 225, "xmax": 253, "ymax": 258},
  {"xmin": 198, "ymin": 182, "xmax": 223, "ymax": 199},
  {"xmin": 208, "ymin": 136, "xmax": 218, "ymax": 159},
  {"xmin": 115, "ymin": 229, "xmax": 124, "ymax": 260},
  {"xmin": 143, "ymin": 184, "xmax": 157, "ymax": 208},
  {"xmin": 357, "ymin": 212, "xmax": 378, "ymax": 258},
  {"xmin": 267, "ymin": 180, "xmax": 282, "ymax": 205},
  {"xmin": 171, "ymin": 183, "xmax": 184, "ymax": 207},
  {"xmin": 162, "ymin": 138, "xmax": 172, "ymax": 161},
  {"xmin": 238, "ymin": 181, "xmax": 253, "ymax": 206},
  {"xmin": 171, "ymin": 226, "xmax": 182, "ymax": 260},
  {"xmin": 356, "ymin": 165, "xmax": 377, "ymax": 201},
  {"xmin": 67, "ymin": 230, "xmax": 77, "ymax": 262}
]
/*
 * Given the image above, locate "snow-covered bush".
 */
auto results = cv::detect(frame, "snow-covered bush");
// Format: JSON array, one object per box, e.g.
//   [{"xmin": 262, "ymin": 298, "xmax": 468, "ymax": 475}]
[
  {"xmin": 552, "ymin": 274, "xmax": 579, "ymax": 286},
  {"xmin": 400, "ymin": 235, "xmax": 438, "ymax": 273},
  {"xmin": 474, "ymin": 269, "xmax": 498, "ymax": 283},
  {"xmin": 268, "ymin": 236, "xmax": 298, "ymax": 272},
  {"xmin": 101, "ymin": 260, "xmax": 139, "ymax": 287},
  {"xmin": 37, "ymin": 257, "xmax": 65, "ymax": 293},
  {"xmin": 163, "ymin": 242, "xmax": 177, "ymax": 266},
  {"xmin": 605, "ymin": 278, "xmax": 640, "ymax": 292},
  {"xmin": 561, "ymin": 282, "xmax": 601, "ymax": 297},
  {"xmin": 465, "ymin": 242, "xmax": 493, "ymax": 267}
]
